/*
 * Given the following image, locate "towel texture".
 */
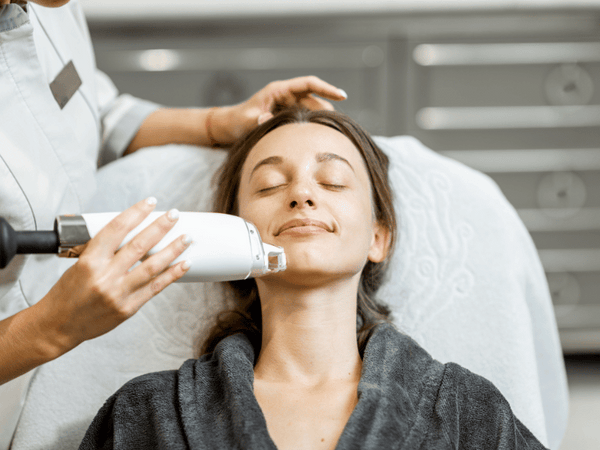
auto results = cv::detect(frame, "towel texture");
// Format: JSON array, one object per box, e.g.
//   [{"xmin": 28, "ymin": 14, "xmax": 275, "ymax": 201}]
[
  {"xmin": 79, "ymin": 323, "xmax": 547, "ymax": 450},
  {"xmin": 11, "ymin": 138, "xmax": 567, "ymax": 449}
]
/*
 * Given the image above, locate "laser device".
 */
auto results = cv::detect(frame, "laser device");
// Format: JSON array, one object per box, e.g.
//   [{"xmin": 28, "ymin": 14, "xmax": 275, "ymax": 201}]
[{"xmin": 0, "ymin": 212, "xmax": 286, "ymax": 282}]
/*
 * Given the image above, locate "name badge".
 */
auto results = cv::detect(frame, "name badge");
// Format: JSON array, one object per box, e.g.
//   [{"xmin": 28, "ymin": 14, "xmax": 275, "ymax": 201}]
[{"xmin": 49, "ymin": 60, "xmax": 82, "ymax": 109}]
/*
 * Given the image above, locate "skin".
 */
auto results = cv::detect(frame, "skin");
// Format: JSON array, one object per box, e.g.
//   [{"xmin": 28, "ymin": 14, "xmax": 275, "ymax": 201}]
[
  {"xmin": 237, "ymin": 123, "xmax": 390, "ymax": 388},
  {"xmin": 0, "ymin": 0, "xmax": 346, "ymax": 385},
  {"xmin": 237, "ymin": 123, "xmax": 390, "ymax": 449}
]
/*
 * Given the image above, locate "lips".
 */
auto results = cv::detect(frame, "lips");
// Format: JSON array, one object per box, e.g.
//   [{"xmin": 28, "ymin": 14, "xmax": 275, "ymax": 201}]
[{"xmin": 276, "ymin": 218, "xmax": 331, "ymax": 236}]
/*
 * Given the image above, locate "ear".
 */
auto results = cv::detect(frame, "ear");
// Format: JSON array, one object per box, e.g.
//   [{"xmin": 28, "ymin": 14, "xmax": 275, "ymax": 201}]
[{"xmin": 368, "ymin": 221, "xmax": 391, "ymax": 264}]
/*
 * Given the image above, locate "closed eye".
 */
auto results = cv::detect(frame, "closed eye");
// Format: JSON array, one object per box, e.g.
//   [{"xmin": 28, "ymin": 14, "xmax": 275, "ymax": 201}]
[
  {"xmin": 321, "ymin": 184, "xmax": 346, "ymax": 190},
  {"xmin": 258, "ymin": 185, "xmax": 285, "ymax": 193}
]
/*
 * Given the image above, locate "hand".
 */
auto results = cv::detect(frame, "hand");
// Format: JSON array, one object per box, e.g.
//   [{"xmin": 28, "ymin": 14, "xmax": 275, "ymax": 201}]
[
  {"xmin": 35, "ymin": 198, "xmax": 191, "ymax": 353},
  {"xmin": 214, "ymin": 75, "xmax": 347, "ymax": 144}
]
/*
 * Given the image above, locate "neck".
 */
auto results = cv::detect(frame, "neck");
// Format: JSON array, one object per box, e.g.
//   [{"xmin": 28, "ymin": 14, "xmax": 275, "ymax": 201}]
[{"xmin": 253, "ymin": 276, "xmax": 363, "ymax": 389}]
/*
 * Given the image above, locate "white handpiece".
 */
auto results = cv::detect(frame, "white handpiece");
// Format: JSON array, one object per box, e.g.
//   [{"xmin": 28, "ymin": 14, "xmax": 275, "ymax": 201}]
[{"xmin": 64, "ymin": 212, "xmax": 286, "ymax": 282}]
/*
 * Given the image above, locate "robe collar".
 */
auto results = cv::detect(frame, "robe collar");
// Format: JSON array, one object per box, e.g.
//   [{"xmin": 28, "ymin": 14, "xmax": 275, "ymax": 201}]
[{"xmin": 178, "ymin": 322, "xmax": 444, "ymax": 449}]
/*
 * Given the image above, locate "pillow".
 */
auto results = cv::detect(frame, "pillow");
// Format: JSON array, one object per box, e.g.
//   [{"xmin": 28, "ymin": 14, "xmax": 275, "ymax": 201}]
[{"xmin": 11, "ymin": 139, "xmax": 567, "ymax": 449}]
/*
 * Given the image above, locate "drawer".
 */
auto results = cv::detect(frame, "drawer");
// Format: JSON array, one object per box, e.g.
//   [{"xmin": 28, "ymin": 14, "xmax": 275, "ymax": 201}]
[
  {"xmin": 94, "ymin": 40, "xmax": 390, "ymax": 135},
  {"xmin": 549, "ymin": 271, "xmax": 600, "ymax": 352},
  {"xmin": 405, "ymin": 39, "xmax": 600, "ymax": 151},
  {"xmin": 404, "ymin": 37, "xmax": 600, "ymax": 352}
]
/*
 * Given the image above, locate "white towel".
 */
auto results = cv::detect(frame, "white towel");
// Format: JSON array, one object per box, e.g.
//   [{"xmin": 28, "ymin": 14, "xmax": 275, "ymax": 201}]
[{"xmin": 10, "ymin": 138, "xmax": 568, "ymax": 449}]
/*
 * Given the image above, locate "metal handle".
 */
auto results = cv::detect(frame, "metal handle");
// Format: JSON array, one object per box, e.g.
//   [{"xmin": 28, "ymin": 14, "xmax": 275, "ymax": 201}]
[
  {"xmin": 438, "ymin": 148, "xmax": 600, "ymax": 173},
  {"xmin": 413, "ymin": 42, "xmax": 600, "ymax": 66},
  {"xmin": 518, "ymin": 208, "xmax": 600, "ymax": 232},
  {"xmin": 538, "ymin": 249, "xmax": 600, "ymax": 273},
  {"xmin": 416, "ymin": 105, "xmax": 600, "ymax": 130}
]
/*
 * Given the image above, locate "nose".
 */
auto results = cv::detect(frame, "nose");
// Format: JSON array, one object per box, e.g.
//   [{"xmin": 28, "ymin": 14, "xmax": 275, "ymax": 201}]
[{"xmin": 288, "ymin": 180, "xmax": 316, "ymax": 209}]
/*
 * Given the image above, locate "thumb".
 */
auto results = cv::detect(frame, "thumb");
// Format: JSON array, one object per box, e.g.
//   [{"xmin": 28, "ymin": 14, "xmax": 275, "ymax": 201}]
[{"xmin": 258, "ymin": 112, "xmax": 274, "ymax": 125}]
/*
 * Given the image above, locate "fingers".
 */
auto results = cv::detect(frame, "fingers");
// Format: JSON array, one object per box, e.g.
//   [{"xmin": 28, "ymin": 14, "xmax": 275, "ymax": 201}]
[
  {"xmin": 126, "ymin": 257, "xmax": 191, "ymax": 314},
  {"xmin": 268, "ymin": 85, "xmax": 297, "ymax": 108},
  {"xmin": 125, "ymin": 233, "xmax": 192, "ymax": 293},
  {"xmin": 259, "ymin": 76, "xmax": 344, "ymax": 117},
  {"xmin": 233, "ymin": 76, "xmax": 346, "ymax": 137},
  {"xmin": 85, "ymin": 197, "xmax": 158, "ymax": 258},
  {"xmin": 299, "ymin": 94, "xmax": 335, "ymax": 112},
  {"xmin": 112, "ymin": 208, "xmax": 181, "ymax": 274},
  {"xmin": 257, "ymin": 112, "xmax": 274, "ymax": 125},
  {"xmin": 280, "ymin": 75, "xmax": 347, "ymax": 102}
]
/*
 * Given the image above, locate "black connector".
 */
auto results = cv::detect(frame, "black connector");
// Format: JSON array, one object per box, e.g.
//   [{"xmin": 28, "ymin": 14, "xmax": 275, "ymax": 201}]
[{"xmin": 0, "ymin": 218, "xmax": 59, "ymax": 269}]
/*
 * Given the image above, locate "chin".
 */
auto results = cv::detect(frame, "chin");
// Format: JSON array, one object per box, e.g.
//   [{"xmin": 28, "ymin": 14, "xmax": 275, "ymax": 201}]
[
  {"xmin": 268, "ymin": 269, "xmax": 330, "ymax": 287},
  {"xmin": 259, "ymin": 261, "xmax": 362, "ymax": 289}
]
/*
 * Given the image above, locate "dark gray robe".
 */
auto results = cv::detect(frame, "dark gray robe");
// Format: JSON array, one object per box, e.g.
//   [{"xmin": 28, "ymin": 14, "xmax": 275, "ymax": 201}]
[{"xmin": 79, "ymin": 323, "xmax": 547, "ymax": 449}]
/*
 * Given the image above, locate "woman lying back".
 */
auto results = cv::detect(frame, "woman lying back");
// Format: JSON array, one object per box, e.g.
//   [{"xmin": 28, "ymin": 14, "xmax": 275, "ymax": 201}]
[{"xmin": 80, "ymin": 108, "xmax": 547, "ymax": 450}]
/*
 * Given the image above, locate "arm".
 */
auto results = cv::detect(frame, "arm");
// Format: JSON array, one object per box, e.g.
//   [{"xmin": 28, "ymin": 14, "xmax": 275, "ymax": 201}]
[
  {"xmin": 0, "ymin": 200, "xmax": 190, "ymax": 385},
  {"xmin": 123, "ymin": 107, "xmax": 221, "ymax": 154},
  {"xmin": 124, "ymin": 76, "xmax": 347, "ymax": 154},
  {"xmin": 0, "ymin": 302, "xmax": 69, "ymax": 385}
]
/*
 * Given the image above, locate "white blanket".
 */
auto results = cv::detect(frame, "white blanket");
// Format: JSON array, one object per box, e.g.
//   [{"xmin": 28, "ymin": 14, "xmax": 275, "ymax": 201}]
[{"xmin": 10, "ymin": 137, "xmax": 568, "ymax": 449}]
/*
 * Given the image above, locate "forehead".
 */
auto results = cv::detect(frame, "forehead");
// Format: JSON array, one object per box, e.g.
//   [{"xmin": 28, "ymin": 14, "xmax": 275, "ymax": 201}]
[{"xmin": 242, "ymin": 122, "xmax": 364, "ymax": 172}]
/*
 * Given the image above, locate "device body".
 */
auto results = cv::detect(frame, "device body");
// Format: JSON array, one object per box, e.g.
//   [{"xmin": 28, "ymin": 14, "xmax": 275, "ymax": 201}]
[{"xmin": 0, "ymin": 212, "xmax": 286, "ymax": 282}]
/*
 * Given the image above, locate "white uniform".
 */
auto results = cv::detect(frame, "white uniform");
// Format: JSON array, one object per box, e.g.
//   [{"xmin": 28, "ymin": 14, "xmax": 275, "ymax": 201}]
[{"xmin": 0, "ymin": 1, "xmax": 158, "ymax": 446}]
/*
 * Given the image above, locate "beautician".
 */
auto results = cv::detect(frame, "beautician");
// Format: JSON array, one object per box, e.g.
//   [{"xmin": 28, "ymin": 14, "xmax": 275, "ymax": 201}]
[{"xmin": 0, "ymin": 0, "xmax": 346, "ymax": 442}]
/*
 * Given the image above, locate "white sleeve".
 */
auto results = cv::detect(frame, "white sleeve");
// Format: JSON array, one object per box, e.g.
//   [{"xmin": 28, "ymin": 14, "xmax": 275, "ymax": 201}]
[{"xmin": 95, "ymin": 69, "xmax": 161, "ymax": 167}]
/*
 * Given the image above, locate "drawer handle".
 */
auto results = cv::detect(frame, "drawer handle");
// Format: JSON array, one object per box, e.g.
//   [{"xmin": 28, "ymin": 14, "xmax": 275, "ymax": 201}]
[
  {"xmin": 416, "ymin": 105, "xmax": 600, "ymax": 130},
  {"xmin": 413, "ymin": 42, "xmax": 600, "ymax": 66},
  {"xmin": 538, "ymin": 249, "xmax": 600, "ymax": 273},
  {"xmin": 438, "ymin": 148, "xmax": 600, "ymax": 173},
  {"xmin": 518, "ymin": 208, "xmax": 600, "ymax": 232}
]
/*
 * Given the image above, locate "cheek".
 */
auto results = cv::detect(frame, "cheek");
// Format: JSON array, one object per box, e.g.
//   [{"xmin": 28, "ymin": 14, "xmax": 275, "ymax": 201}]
[
  {"xmin": 236, "ymin": 189, "xmax": 271, "ymax": 231},
  {"xmin": 334, "ymin": 195, "xmax": 375, "ymax": 243},
  {"xmin": 340, "ymin": 188, "xmax": 373, "ymax": 220},
  {"xmin": 236, "ymin": 190, "xmax": 253, "ymax": 221}
]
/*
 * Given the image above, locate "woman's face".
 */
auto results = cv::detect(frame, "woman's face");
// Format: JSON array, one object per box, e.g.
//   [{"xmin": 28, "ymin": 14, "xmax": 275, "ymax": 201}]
[{"xmin": 237, "ymin": 122, "xmax": 389, "ymax": 286}]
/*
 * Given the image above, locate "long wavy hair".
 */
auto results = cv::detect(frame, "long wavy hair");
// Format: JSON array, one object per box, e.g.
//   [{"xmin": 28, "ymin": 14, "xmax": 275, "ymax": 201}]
[{"xmin": 197, "ymin": 107, "xmax": 397, "ymax": 359}]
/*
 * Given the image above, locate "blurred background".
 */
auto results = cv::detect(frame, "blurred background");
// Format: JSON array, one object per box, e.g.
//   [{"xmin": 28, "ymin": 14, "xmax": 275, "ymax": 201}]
[{"xmin": 81, "ymin": 1, "xmax": 599, "ymax": 448}]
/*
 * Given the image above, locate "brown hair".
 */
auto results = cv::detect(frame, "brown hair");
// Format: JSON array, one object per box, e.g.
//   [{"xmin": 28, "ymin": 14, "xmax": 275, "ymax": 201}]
[{"xmin": 197, "ymin": 108, "xmax": 397, "ymax": 359}]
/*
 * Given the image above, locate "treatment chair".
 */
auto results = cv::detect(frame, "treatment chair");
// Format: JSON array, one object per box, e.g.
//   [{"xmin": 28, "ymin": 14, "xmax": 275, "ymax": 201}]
[{"xmin": 7, "ymin": 137, "xmax": 568, "ymax": 449}]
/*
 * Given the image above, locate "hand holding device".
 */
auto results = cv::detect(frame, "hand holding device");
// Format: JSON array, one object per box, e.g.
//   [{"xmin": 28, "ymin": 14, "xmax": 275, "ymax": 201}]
[
  {"xmin": 1, "ymin": 209, "xmax": 286, "ymax": 282},
  {"xmin": 0, "ymin": 198, "xmax": 191, "ymax": 382},
  {"xmin": 33, "ymin": 198, "xmax": 192, "ymax": 352}
]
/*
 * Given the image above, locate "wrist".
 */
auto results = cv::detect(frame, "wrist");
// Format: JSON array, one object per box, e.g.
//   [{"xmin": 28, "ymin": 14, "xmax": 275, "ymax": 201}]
[
  {"xmin": 205, "ymin": 105, "xmax": 239, "ymax": 147},
  {"xmin": 28, "ymin": 295, "xmax": 79, "ymax": 361}
]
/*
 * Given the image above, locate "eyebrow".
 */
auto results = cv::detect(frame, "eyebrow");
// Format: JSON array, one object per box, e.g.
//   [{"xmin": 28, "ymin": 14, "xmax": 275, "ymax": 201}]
[
  {"xmin": 250, "ymin": 152, "xmax": 354, "ymax": 178},
  {"xmin": 250, "ymin": 156, "xmax": 283, "ymax": 177},
  {"xmin": 316, "ymin": 152, "xmax": 354, "ymax": 172}
]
